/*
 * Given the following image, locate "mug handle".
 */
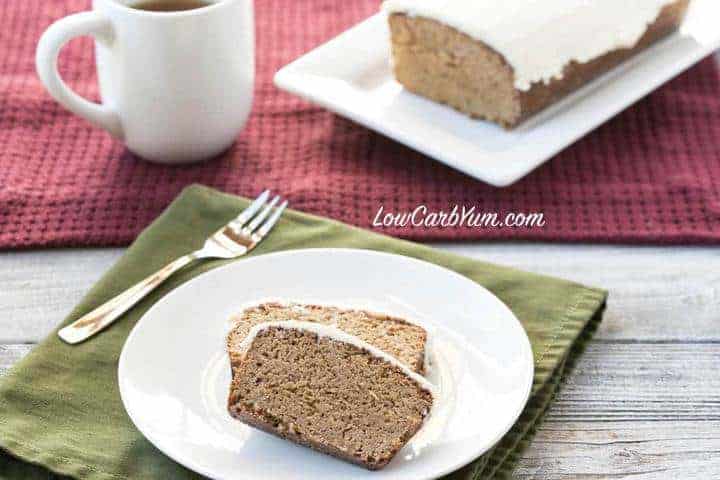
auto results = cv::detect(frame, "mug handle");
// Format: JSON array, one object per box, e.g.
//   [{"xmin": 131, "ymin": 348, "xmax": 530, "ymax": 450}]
[{"xmin": 36, "ymin": 11, "xmax": 124, "ymax": 139}]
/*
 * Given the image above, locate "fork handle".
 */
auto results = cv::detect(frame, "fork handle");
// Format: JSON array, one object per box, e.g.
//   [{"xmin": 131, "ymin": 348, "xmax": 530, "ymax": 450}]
[{"xmin": 58, "ymin": 253, "xmax": 197, "ymax": 344}]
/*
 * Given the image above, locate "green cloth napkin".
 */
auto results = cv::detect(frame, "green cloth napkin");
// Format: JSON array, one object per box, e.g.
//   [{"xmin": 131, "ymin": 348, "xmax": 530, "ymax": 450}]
[{"xmin": 0, "ymin": 185, "xmax": 606, "ymax": 480}]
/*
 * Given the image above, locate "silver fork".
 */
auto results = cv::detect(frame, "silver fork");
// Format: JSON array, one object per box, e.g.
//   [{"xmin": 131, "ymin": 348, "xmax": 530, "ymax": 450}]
[{"xmin": 58, "ymin": 190, "xmax": 288, "ymax": 345}]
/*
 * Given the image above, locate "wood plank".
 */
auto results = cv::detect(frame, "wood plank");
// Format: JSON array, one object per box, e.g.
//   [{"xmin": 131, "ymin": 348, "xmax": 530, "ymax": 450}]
[
  {"xmin": 1, "ymin": 342, "xmax": 718, "ymax": 478},
  {"xmin": 515, "ymin": 421, "xmax": 720, "ymax": 479},
  {"xmin": 439, "ymin": 243, "xmax": 720, "ymax": 342},
  {"xmin": 0, "ymin": 344, "xmax": 30, "ymax": 374},
  {"xmin": 518, "ymin": 341, "xmax": 720, "ymax": 477},
  {"xmin": 1, "ymin": 245, "xmax": 719, "ymax": 343},
  {"xmin": 546, "ymin": 343, "xmax": 720, "ymax": 423},
  {"xmin": 0, "ymin": 249, "xmax": 123, "ymax": 343}
]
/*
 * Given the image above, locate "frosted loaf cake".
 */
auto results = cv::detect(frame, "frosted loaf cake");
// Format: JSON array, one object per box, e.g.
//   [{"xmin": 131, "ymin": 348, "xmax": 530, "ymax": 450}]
[{"xmin": 383, "ymin": 0, "xmax": 691, "ymax": 127}]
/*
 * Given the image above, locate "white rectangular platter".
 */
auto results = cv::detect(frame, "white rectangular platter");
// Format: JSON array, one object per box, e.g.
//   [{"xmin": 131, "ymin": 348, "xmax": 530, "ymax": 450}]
[{"xmin": 274, "ymin": 0, "xmax": 720, "ymax": 187}]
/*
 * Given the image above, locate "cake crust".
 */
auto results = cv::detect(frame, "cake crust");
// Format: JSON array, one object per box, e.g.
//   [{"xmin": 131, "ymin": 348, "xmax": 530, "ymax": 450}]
[{"xmin": 388, "ymin": 0, "xmax": 690, "ymax": 127}]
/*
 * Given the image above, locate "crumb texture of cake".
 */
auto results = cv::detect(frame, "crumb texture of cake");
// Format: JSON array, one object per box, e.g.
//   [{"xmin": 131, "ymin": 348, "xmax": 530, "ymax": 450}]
[
  {"xmin": 384, "ymin": 0, "xmax": 690, "ymax": 127},
  {"xmin": 226, "ymin": 301, "xmax": 427, "ymax": 374},
  {"xmin": 227, "ymin": 323, "xmax": 434, "ymax": 470}
]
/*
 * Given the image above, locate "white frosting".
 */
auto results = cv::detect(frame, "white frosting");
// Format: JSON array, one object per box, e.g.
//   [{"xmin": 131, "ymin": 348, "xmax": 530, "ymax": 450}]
[
  {"xmin": 404, "ymin": 335, "xmax": 455, "ymax": 456},
  {"xmin": 383, "ymin": 0, "xmax": 678, "ymax": 91},
  {"xmin": 236, "ymin": 320, "xmax": 437, "ymax": 396}
]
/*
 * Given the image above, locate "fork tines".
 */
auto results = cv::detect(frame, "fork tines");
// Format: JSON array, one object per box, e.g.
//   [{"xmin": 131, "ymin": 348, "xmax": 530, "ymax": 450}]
[{"xmin": 231, "ymin": 190, "xmax": 288, "ymax": 238}]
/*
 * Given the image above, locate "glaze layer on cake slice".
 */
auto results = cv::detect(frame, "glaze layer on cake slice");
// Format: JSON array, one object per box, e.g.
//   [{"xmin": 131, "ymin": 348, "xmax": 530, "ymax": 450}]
[
  {"xmin": 227, "ymin": 321, "xmax": 434, "ymax": 470},
  {"xmin": 227, "ymin": 301, "xmax": 427, "ymax": 374}
]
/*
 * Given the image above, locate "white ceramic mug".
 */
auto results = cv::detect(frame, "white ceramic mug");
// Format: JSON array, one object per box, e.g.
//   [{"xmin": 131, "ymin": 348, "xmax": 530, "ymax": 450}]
[{"xmin": 36, "ymin": 0, "xmax": 254, "ymax": 164}]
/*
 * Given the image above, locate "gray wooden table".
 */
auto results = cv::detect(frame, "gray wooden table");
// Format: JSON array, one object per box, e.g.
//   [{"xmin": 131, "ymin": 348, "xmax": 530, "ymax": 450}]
[{"xmin": 1, "ymin": 243, "xmax": 718, "ymax": 479}]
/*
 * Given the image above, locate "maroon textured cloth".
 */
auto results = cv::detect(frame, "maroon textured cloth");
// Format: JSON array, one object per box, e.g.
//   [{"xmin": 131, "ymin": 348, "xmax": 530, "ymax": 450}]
[{"xmin": 1, "ymin": 0, "xmax": 720, "ymax": 248}]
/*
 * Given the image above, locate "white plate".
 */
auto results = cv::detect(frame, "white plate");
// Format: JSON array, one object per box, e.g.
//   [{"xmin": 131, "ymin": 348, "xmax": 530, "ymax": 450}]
[
  {"xmin": 274, "ymin": 1, "xmax": 720, "ymax": 187},
  {"xmin": 119, "ymin": 249, "xmax": 534, "ymax": 480}
]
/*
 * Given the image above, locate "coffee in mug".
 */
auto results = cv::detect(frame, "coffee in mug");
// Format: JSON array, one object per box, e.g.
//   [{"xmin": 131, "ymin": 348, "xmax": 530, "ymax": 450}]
[{"xmin": 131, "ymin": 0, "xmax": 213, "ymax": 12}]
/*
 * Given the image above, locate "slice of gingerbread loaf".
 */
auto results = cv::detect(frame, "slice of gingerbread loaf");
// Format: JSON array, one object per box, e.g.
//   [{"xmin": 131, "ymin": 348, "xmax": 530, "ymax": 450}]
[
  {"xmin": 227, "ymin": 321, "xmax": 434, "ymax": 470},
  {"xmin": 227, "ymin": 301, "xmax": 427, "ymax": 374}
]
